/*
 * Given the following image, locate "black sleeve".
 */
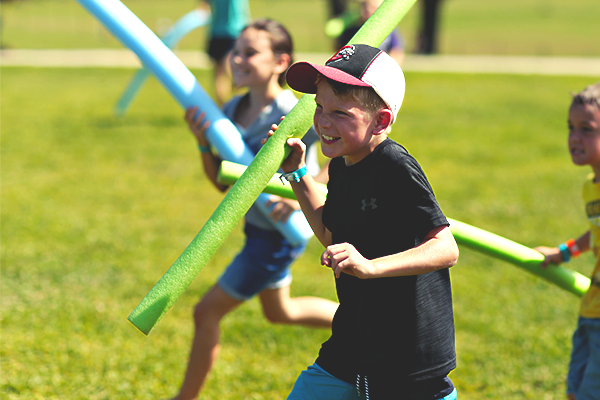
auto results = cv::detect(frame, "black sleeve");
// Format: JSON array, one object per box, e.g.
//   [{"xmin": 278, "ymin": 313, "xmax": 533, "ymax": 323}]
[{"xmin": 387, "ymin": 152, "xmax": 449, "ymax": 243}]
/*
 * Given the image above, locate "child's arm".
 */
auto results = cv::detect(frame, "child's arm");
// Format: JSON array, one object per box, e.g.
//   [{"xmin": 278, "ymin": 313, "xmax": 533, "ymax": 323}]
[
  {"xmin": 322, "ymin": 225, "xmax": 459, "ymax": 279},
  {"xmin": 265, "ymin": 196, "xmax": 301, "ymax": 223},
  {"xmin": 287, "ymin": 164, "xmax": 332, "ymax": 247},
  {"xmin": 184, "ymin": 106, "xmax": 228, "ymax": 192},
  {"xmin": 266, "ymin": 128, "xmax": 332, "ymax": 246},
  {"xmin": 313, "ymin": 159, "xmax": 330, "ymax": 184},
  {"xmin": 534, "ymin": 231, "xmax": 590, "ymax": 268}
]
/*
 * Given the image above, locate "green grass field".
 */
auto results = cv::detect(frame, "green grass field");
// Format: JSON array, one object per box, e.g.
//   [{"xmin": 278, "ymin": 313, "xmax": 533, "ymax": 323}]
[
  {"xmin": 2, "ymin": 0, "xmax": 599, "ymax": 56},
  {"xmin": 1, "ymin": 66, "xmax": 597, "ymax": 399},
  {"xmin": 2, "ymin": 0, "xmax": 600, "ymax": 398}
]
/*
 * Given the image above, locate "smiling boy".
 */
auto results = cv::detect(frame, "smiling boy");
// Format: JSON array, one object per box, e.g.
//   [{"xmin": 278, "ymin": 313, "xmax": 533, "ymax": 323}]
[{"xmin": 273, "ymin": 44, "xmax": 460, "ymax": 399}]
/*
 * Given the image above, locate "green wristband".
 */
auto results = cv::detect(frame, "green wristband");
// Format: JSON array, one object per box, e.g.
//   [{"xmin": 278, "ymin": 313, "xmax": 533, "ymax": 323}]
[{"xmin": 198, "ymin": 144, "xmax": 210, "ymax": 153}]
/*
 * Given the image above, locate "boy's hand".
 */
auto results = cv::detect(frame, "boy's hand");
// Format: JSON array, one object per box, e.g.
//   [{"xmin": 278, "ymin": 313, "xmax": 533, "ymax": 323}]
[
  {"xmin": 266, "ymin": 196, "xmax": 300, "ymax": 223},
  {"xmin": 533, "ymin": 246, "xmax": 563, "ymax": 269},
  {"xmin": 262, "ymin": 121, "xmax": 306, "ymax": 173},
  {"xmin": 321, "ymin": 243, "xmax": 374, "ymax": 279},
  {"xmin": 185, "ymin": 106, "xmax": 210, "ymax": 147}
]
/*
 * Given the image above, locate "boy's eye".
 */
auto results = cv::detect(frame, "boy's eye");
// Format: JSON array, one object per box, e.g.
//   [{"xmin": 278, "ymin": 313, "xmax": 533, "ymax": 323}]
[{"xmin": 335, "ymin": 110, "xmax": 349, "ymax": 116}]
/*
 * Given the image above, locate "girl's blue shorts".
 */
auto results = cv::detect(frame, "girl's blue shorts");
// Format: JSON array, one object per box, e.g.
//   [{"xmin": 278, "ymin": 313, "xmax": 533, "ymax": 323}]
[
  {"xmin": 567, "ymin": 316, "xmax": 600, "ymax": 400},
  {"xmin": 218, "ymin": 223, "xmax": 307, "ymax": 301}
]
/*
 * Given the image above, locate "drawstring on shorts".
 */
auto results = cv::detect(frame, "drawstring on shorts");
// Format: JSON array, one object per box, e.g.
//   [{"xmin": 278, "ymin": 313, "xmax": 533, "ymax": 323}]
[{"xmin": 355, "ymin": 374, "xmax": 370, "ymax": 400}]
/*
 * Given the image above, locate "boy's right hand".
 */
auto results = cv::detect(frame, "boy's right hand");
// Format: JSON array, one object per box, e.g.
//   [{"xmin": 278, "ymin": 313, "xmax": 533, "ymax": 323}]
[
  {"xmin": 262, "ymin": 122, "xmax": 307, "ymax": 173},
  {"xmin": 533, "ymin": 246, "xmax": 563, "ymax": 269},
  {"xmin": 185, "ymin": 106, "xmax": 210, "ymax": 147}
]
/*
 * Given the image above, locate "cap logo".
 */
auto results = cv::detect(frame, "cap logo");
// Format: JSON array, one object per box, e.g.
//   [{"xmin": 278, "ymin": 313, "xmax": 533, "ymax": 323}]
[{"xmin": 327, "ymin": 45, "xmax": 355, "ymax": 64}]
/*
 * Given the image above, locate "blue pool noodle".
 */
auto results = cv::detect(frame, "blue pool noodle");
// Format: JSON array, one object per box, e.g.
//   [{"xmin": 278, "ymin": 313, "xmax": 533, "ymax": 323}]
[
  {"xmin": 77, "ymin": 0, "xmax": 313, "ymax": 246},
  {"xmin": 114, "ymin": 9, "xmax": 211, "ymax": 117}
]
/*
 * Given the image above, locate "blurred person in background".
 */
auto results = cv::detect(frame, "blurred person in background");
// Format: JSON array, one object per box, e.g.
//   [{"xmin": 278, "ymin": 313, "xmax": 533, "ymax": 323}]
[
  {"xmin": 335, "ymin": 0, "xmax": 405, "ymax": 65},
  {"xmin": 415, "ymin": 0, "xmax": 445, "ymax": 54},
  {"xmin": 200, "ymin": 0, "xmax": 250, "ymax": 105}
]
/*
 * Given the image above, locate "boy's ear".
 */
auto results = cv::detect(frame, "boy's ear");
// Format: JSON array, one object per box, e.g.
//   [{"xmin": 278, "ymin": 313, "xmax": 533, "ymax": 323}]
[{"xmin": 372, "ymin": 108, "xmax": 393, "ymax": 136}]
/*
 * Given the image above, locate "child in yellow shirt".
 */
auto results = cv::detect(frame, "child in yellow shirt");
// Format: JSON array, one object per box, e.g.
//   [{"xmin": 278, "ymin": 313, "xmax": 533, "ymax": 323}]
[{"xmin": 535, "ymin": 82, "xmax": 600, "ymax": 400}]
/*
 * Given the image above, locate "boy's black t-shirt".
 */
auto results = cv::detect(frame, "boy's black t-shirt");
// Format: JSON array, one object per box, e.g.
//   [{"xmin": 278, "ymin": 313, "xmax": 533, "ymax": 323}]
[{"xmin": 317, "ymin": 139, "xmax": 456, "ymax": 398}]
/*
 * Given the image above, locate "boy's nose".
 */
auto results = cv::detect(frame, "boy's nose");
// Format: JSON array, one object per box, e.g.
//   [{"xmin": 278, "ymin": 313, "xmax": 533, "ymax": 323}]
[{"xmin": 317, "ymin": 114, "xmax": 332, "ymax": 128}]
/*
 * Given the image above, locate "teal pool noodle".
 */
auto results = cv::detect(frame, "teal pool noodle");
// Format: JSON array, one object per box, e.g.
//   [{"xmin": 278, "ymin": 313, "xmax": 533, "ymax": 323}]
[
  {"xmin": 218, "ymin": 161, "xmax": 591, "ymax": 298},
  {"xmin": 160, "ymin": 9, "xmax": 210, "ymax": 48},
  {"xmin": 114, "ymin": 8, "xmax": 211, "ymax": 117},
  {"xmin": 77, "ymin": 0, "xmax": 313, "ymax": 247},
  {"xmin": 126, "ymin": 0, "xmax": 418, "ymax": 335},
  {"xmin": 114, "ymin": 68, "xmax": 151, "ymax": 117}
]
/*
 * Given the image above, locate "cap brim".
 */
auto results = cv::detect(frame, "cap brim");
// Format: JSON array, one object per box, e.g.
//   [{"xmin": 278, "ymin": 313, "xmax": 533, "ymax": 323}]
[{"xmin": 286, "ymin": 61, "xmax": 371, "ymax": 94}]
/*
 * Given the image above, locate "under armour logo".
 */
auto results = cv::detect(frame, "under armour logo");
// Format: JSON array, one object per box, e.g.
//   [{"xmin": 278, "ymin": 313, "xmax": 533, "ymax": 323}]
[{"xmin": 361, "ymin": 198, "xmax": 377, "ymax": 211}]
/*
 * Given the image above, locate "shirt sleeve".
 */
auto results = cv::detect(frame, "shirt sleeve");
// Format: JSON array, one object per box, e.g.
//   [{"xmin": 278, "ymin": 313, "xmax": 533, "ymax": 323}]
[{"xmin": 391, "ymin": 154, "xmax": 449, "ymax": 242}]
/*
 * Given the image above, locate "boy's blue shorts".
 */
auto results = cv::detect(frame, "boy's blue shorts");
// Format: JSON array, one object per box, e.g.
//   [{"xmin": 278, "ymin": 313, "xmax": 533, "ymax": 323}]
[
  {"xmin": 567, "ymin": 316, "xmax": 600, "ymax": 400},
  {"xmin": 218, "ymin": 223, "xmax": 307, "ymax": 301},
  {"xmin": 287, "ymin": 363, "xmax": 458, "ymax": 400}
]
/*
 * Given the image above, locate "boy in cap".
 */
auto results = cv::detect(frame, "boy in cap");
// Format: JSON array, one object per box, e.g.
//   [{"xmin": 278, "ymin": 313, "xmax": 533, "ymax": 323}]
[{"xmin": 272, "ymin": 44, "xmax": 460, "ymax": 399}]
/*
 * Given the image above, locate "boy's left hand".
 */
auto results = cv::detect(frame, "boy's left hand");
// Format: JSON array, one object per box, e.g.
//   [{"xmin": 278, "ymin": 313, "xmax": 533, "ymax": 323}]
[
  {"xmin": 262, "ymin": 121, "xmax": 306, "ymax": 173},
  {"xmin": 321, "ymin": 243, "xmax": 374, "ymax": 279}
]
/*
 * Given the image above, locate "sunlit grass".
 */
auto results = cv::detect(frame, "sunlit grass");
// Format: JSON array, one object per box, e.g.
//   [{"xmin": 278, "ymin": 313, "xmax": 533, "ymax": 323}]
[{"xmin": 1, "ymin": 66, "xmax": 597, "ymax": 399}]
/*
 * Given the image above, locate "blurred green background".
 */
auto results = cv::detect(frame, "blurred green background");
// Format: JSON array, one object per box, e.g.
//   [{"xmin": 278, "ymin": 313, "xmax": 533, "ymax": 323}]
[
  {"xmin": 2, "ymin": 0, "xmax": 600, "ymax": 399},
  {"xmin": 2, "ymin": 0, "xmax": 599, "ymax": 56}
]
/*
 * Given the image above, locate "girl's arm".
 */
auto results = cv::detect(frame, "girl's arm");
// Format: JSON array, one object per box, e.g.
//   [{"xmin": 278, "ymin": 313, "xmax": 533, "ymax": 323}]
[
  {"xmin": 534, "ymin": 231, "xmax": 590, "ymax": 268},
  {"xmin": 322, "ymin": 225, "xmax": 459, "ymax": 279},
  {"xmin": 185, "ymin": 106, "xmax": 228, "ymax": 192}
]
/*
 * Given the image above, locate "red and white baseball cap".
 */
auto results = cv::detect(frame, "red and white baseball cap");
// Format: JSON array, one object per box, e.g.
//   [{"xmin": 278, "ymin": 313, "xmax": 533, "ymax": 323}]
[{"xmin": 286, "ymin": 44, "xmax": 405, "ymax": 122}]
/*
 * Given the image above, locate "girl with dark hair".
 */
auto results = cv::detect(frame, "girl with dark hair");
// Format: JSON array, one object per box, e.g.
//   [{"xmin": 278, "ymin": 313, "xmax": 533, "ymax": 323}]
[{"xmin": 170, "ymin": 19, "xmax": 337, "ymax": 400}]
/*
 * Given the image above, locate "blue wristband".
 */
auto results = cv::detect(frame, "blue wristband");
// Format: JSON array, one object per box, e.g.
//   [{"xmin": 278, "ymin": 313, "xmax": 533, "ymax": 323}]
[
  {"xmin": 558, "ymin": 243, "xmax": 571, "ymax": 263},
  {"xmin": 198, "ymin": 144, "xmax": 210, "ymax": 153},
  {"xmin": 279, "ymin": 165, "xmax": 308, "ymax": 184}
]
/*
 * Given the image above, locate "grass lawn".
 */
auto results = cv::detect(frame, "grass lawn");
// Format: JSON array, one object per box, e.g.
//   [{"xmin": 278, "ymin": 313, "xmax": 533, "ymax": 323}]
[
  {"xmin": 2, "ymin": 0, "xmax": 599, "ymax": 56},
  {"xmin": 2, "ymin": 65, "xmax": 598, "ymax": 399}
]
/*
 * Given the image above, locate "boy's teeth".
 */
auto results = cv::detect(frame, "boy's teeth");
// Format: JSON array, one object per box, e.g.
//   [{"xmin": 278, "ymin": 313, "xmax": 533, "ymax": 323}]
[{"xmin": 322, "ymin": 135, "xmax": 335, "ymax": 141}]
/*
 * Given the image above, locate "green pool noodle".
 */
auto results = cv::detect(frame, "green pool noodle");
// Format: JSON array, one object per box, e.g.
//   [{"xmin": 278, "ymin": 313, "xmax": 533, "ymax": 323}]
[
  {"xmin": 447, "ymin": 218, "xmax": 590, "ymax": 297},
  {"xmin": 128, "ymin": 0, "xmax": 419, "ymax": 335},
  {"xmin": 217, "ymin": 160, "xmax": 328, "ymax": 199},
  {"xmin": 325, "ymin": 10, "xmax": 360, "ymax": 38},
  {"xmin": 218, "ymin": 161, "xmax": 591, "ymax": 298}
]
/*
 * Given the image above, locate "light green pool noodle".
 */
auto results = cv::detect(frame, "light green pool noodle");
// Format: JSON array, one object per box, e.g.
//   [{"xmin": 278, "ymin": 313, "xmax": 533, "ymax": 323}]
[
  {"xmin": 218, "ymin": 160, "xmax": 329, "ymax": 199},
  {"xmin": 128, "ymin": 0, "xmax": 419, "ymax": 335},
  {"xmin": 218, "ymin": 161, "xmax": 591, "ymax": 298},
  {"xmin": 324, "ymin": 10, "xmax": 359, "ymax": 38},
  {"xmin": 447, "ymin": 219, "xmax": 590, "ymax": 297}
]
